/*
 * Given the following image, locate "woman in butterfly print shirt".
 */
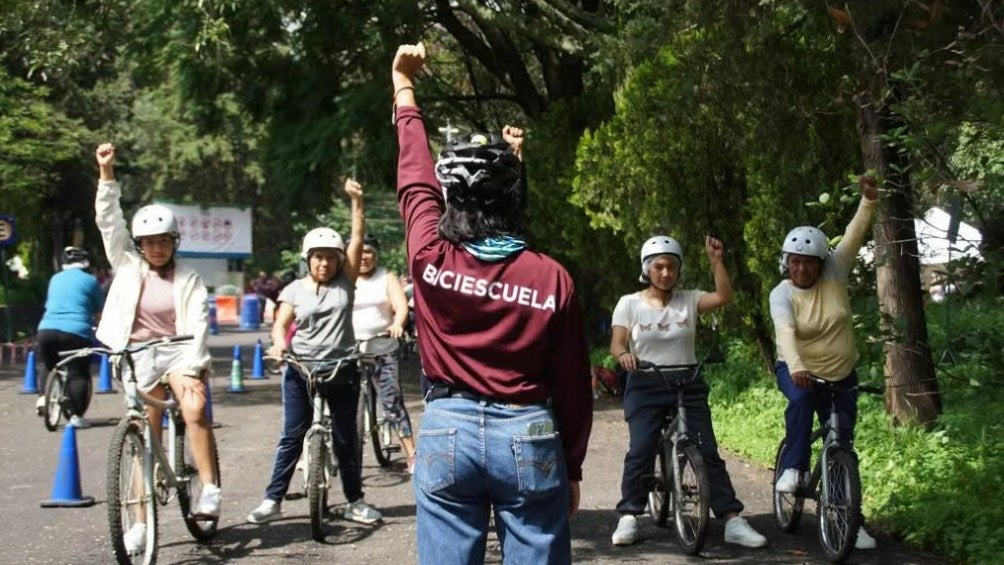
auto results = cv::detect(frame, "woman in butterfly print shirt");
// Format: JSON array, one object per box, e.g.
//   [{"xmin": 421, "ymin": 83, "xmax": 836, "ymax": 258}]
[{"xmin": 608, "ymin": 235, "xmax": 768, "ymax": 549}]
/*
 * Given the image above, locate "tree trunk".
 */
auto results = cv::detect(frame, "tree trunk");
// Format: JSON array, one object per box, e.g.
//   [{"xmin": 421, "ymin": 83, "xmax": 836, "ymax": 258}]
[{"xmin": 856, "ymin": 93, "xmax": 942, "ymax": 427}]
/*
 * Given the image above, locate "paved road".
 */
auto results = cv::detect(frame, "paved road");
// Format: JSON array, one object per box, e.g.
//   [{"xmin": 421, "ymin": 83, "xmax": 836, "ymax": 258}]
[{"xmin": 0, "ymin": 330, "xmax": 948, "ymax": 564}]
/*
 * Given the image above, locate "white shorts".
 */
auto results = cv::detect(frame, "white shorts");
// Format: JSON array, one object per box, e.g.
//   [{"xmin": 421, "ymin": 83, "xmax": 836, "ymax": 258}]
[{"xmin": 126, "ymin": 343, "xmax": 196, "ymax": 393}]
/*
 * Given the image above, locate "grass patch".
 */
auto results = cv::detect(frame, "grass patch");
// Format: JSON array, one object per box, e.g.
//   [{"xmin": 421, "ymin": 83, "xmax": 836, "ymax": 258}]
[{"xmin": 704, "ymin": 298, "xmax": 1004, "ymax": 564}]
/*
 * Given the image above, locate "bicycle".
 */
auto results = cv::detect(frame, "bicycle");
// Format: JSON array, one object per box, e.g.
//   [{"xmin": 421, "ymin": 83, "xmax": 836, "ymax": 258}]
[
  {"xmin": 41, "ymin": 354, "xmax": 94, "ymax": 431},
  {"xmin": 638, "ymin": 361, "xmax": 710, "ymax": 555},
  {"xmin": 96, "ymin": 335, "xmax": 221, "ymax": 564},
  {"xmin": 772, "ymin": 375, "xmax": 882, "ymax": 563},
  {"xmin": 356, "ymin": 333, "xmax": 399, "ymax": 468},
  {"xmin": 267, "ymin": 346, "xmax": 362, "ymax": 542}
]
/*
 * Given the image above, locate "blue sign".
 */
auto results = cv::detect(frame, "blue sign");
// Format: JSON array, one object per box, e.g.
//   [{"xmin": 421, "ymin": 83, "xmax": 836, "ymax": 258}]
[{"xmin": 0, "ymin": 215, "xmax": 15, "ymax": 247}]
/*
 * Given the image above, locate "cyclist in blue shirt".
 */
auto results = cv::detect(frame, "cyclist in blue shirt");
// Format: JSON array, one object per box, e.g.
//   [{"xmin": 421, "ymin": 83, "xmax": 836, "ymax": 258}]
[{"xmin": 35, "ymin": 247, "xmax": 105, "ymax": 428}]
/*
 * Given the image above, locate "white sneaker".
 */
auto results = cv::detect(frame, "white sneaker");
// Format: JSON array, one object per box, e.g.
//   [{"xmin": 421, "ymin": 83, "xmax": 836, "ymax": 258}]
[
  {"xmin": 246, "ymin": 499, "xmax": 282, "ymax": 523},
  {"xmin": 775, "ymin": 468, "xmax": 800, "ymax": 493},
  {"xmin": 611, "ymin": 514, "xmax": 639, "ymax": 546},
  {"xmin": 343, "ymin": 499, "xmax": 382, "ymax": 524},
  {"xmin": 855, "ymin": 526, "xmax": 877, "ymax": 549},
  {"xmin": 123, "ymin": 522, "xmax": 147, "ymax": 555},
  {"xmin": 724, "ymin": 516, "xmax": 769, "ymax": 548},
  {"xmin": 35, "ymin": 396, "xmax": 45, "ymax": 416},
  {"xmin": 194, "ymin": 483, "xmax": 221, "ymax": 518},
  {"xmin": 68, "ymin": 415, "xmax": 91, "ymax": 429}
]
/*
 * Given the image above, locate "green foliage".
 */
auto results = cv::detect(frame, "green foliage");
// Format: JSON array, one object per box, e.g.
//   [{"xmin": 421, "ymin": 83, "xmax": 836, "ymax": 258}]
[{"xmin": 709, "ymin": 296, "xmax": 1004, "ymax": 564}]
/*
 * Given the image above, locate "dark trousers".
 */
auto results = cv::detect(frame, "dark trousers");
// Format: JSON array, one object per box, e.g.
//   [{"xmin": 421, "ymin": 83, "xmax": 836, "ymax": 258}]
[
  {"xmin": 264, "ymin": 365, "xmax": 364, "ymax": 503},
  {"xmin": 616, "ymin": 371, "xmax": 743, "ymax": 519},
  {"xmin": 36, "ymin": 330, "xmax": 92, "ymax": 416},
  {"xmin": 775, "ymin": 362, "xmax": 858, "ymax": 470}
]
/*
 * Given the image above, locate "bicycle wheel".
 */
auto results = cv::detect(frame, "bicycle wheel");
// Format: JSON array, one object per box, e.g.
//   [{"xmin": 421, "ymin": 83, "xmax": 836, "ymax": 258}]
[
  {"xmin": 647, "ymin": 437, "xmax": 671, "ymax": 527},
  {"xmin": 174, "ymin": 419, "xmax": 221, "ymax": 542},
  {"xmin": 817, "ymin": 448, "xmax": 862, "ymax": 563},
  {"xmin": 107, "ymin": 419, "xmax": 157, "ymax": 565},
  {"xmin": 773, "ymin": 439, "xmax": 805, "ymax": 532},
  {"xmin": 43, "ymin": 368, "xmax": 67, "ymax": 431},
  {"xmin": 369, "ymin": 389, "xmax": 392, "ymax": 467},
  {"xmin": 671, "ymin": 443, "xmax": 710, "ymax": 555},
  {"xmin": 308, "ymin": 432, "xmax": 329, "ymax": 542}
]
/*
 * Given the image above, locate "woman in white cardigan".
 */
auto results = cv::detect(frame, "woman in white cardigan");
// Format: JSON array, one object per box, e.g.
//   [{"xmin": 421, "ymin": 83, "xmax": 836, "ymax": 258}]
[{"xmin": 94, "ymin": 143, "xmax": 220, "ymax": 553}]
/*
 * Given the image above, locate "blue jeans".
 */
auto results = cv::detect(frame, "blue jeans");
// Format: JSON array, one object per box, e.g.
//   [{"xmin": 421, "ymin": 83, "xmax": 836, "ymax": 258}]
[
  {"xmin": 263, "ymin": 365, "xmax": 364, "ymax": 503},
  {"xmin": 414, "ymin": 397, "xmax": 571, "ymax": 565},
  {"xmin": 616, "ymin": 371, "xmax": 743, "ymax": 518},
  {"xmin": 775, "ymin": 362, "xmax": 858, "ymax": 470}
]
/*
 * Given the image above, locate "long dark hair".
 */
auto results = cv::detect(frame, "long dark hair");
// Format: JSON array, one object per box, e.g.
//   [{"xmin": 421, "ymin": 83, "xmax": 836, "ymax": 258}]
[{"xmin": 437, "ymin": 161, "xmax": 527, "ymax": 242}]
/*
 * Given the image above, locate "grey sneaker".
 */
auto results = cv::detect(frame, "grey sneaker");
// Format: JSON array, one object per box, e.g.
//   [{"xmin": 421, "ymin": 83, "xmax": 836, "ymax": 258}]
[
  {"xmin": 724, "ymin": 516, "xmax": 769, "ymax": 548},
  {"xmin": 123, "ymin": 522, "xmax": 147, "ymax": 555},
  {"xmin": 343, "ymin": 499, "xmax": 382, "ymax": 524},
  {"xmin": 247, "ymin": 499, "xmax": 282, "ymax": 524},
  {"xmin": 68, "ymin": 415, "xmax": 91, "ymax": 429},
  {"xmin": 775, "ymin": 468, "xmax": 800, "ymax": 493},
  {"xmin": 855, "ymin": 526, "xmax": 877, "ymax": 549},
  {"xmin": 611, "ymin": 514, "xmax": 639, "ymax": 546}
]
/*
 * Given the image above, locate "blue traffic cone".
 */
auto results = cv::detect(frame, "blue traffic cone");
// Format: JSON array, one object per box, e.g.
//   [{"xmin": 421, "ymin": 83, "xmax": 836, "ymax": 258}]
[
  {"xmin": 40, "ymin": 423, "xmax": 95, "ymax": 507},
  {"xmin": 208, "ymin": 297, "xmax": 219, "ymax": 336},
  {"xmin": 228, "ymin": 345, "xmax": 245, "ymax": 393},
  {"xmin": 250, "ymin": 339, "xmax": 266, "ymax": 380},
  {"xmin": 95, "ymin": 354, "xmax": 114, "ymax": 394},
  {"xmin": 19, "ymin": 349, "xmax": 39, "ymax": 394}
]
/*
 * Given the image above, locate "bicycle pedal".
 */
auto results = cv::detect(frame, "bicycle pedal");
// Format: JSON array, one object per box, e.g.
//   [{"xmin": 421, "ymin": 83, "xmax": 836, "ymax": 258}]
[{"xmin": 386, "ymin": 445, "xmax": 402, "ymax": 453}]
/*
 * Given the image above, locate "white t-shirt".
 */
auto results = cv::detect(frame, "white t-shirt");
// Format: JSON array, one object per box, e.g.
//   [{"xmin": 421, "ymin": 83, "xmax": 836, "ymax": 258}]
[
  {"xmin": 611, "ymin": 289, "xmax": 706, "ymax": 366},
  {"xmin": 352, "ymin": 268, "xmax": 398, "ymax": 356}
]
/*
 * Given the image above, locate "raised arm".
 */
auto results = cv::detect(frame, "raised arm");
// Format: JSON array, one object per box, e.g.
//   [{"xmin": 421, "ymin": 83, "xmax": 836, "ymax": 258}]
[
  {"xmin": 697, "ymin": 236, "xmax": 734, "ymax": 314},
  {"xmin": 831, "ymin": 174, "xmax": 879, "ymax": 270},
  {"xmin": 342, "ymin": 178, "xmax": 365, "ymax": 283},
  {"xmin": 391, "ymin": 43, "xmax": 424, "ymax": 111},
  {"xmin": 93, "ymin": 143, "xmax": 136, "ymax": 269}
]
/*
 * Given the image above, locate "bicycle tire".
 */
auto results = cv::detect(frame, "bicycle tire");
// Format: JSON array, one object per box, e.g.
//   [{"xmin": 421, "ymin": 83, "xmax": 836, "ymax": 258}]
[
  {"xmin": 356, "ymin": 383, "xmax": 368, "ymax": 463},
  {"xmin": 647, "ymin": 437, "xmax": 671, "ymax": 527},
  {"xmin": 107, "ymin": 419, "xmax": 158, "ymax": 565},
  {"xmin": 308, "ymin": 432, "xmax": 328, "ymax": 542},
  {"xmin": 773, "ymin": 439, "xmax": 805, "ymax": 532},
  {"xmin": 368, "ymin": 383, "xmax": 392, "ymax": 467},
  {"xmin": 671, "ymin": 443, "xmax": 710, "ymax": 555},
  {"xmin": 817, "ymin": 448, "xmax": 862, "ymax": 563},
  {"xmin": 43, "ymin": 368, "xmax": 67, "ymax": 431},
  {"xmin": 174, "ymin": 419, "xmax": 221, "ymax": 542}
]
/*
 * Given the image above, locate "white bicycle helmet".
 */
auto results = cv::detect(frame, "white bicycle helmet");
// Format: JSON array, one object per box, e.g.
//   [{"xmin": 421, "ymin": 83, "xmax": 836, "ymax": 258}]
[
  {"xmin": 131, "ymin": 204, "xmax": 179, "ymax": 247},
  {"xmin": 639, "ymin": 235, "xmax": 683, "ymax": 282},
  {"xmin": 779, "ymin": 226, "xmax": 829, "ymax": 273},
  {"xmin": 301, "ymin": 227, "xmax": 345, "ymax": 259}
]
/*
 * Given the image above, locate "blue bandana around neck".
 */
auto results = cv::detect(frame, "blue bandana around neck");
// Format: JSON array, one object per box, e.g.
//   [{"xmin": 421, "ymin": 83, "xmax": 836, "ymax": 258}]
[{"xmin": 461, "ymin": 235, "xmax": 527, "ymax": 262}]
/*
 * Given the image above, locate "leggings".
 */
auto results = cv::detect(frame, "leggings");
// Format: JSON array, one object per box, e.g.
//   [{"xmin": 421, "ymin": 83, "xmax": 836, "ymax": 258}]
[
  {"xmin": 36, "ymin": 330, "xmax": 93, "ymax": 416},
  {"xmin": 371, "ymin": 352, "xmax": 413, "ymax": 438}
]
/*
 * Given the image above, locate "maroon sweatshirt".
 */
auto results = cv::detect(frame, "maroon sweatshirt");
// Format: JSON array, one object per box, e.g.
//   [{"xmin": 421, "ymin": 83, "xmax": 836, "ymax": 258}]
[{"xmin": 395, "ymin": 105, "xmax": 592, "ymax": 481}]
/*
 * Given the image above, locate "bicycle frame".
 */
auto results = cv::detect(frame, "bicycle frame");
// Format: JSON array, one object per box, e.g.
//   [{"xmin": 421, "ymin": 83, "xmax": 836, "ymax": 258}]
[{"xmin": 119, "ymin": 368, "xmax": 187, "ymax": 504}]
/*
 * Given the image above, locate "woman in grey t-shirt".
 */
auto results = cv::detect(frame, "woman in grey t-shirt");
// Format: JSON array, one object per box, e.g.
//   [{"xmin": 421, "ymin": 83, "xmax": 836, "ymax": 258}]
[{"xmin": 246, "ymin": 178, "xmax": 383, "ymax": 526}]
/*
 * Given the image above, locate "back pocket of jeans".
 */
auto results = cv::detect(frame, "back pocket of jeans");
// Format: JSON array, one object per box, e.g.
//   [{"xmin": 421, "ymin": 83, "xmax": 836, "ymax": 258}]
[
  {"xmin": 513, "ymin": 433, "xmax": 564, "ymax": 500},
  {"xmin": 417, "ymin": 428, "xmax": 456, "ymax": 493}
]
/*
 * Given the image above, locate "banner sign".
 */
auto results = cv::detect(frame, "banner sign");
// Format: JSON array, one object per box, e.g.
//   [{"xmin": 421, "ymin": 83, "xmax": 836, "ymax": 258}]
[{"xmin": 159, "ymin": 204, "xmax": 252, "ymax": 258}]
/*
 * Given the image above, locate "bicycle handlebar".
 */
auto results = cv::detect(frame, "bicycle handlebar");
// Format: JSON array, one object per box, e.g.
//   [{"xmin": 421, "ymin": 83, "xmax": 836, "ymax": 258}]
[
  {"xmin": 635, "ymin": 360, "xmax": 703, "ymax": 386},
  {"xmin": 807, "ymin": 375, "xmax": 884, "ymax": 394}
]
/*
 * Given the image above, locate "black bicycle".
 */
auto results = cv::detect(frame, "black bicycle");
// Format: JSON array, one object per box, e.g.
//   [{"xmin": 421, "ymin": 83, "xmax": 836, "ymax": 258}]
[
  {"xmin": 356, "ymin": 333, "xmax": 399, "ymax": 468},
  {"xmin": 40, "ymin": 352, "xmax": 94, "ymax": 431},
  {"xmin": 639, "ymin": 361, "xmax": 710, "ymax": 555},
  {"xmin": 772, "ymin": 375, "xmax": 882, "ymax": 563}
]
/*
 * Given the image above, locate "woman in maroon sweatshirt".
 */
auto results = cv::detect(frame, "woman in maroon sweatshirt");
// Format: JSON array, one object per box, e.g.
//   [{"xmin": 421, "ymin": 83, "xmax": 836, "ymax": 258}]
[{"xmin": 392, "ymin": 43, "xmax": 592, "ymax": 565}]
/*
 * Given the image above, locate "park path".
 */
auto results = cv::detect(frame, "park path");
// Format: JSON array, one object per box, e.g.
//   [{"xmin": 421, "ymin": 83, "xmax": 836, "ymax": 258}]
[{"xmin": 0, "ymin": 329, "xmax": 947, "ymax": 564}]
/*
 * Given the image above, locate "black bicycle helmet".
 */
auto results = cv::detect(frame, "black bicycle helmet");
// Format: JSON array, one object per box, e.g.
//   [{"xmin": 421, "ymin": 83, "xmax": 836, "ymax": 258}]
[
  {"xmin": 362, "ymin": 233, "xmax": 379, "ymax": 250},
  {"xmin": 62, "ymin": 246, "xmax": 90, "ymax": 265},
  {"xmin": 435, "ymin": 133, "xmax": 523, "ymax": 206}
]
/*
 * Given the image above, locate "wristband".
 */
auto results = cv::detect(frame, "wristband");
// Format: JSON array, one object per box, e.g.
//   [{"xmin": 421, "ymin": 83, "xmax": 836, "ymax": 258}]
[
  {"xmin": 393, "ymin": 86, "xmax": 415, "ymax": 100},
  {"xmin": 618, "ymin": 351, "xmax": 631, "ymax": 357}
]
